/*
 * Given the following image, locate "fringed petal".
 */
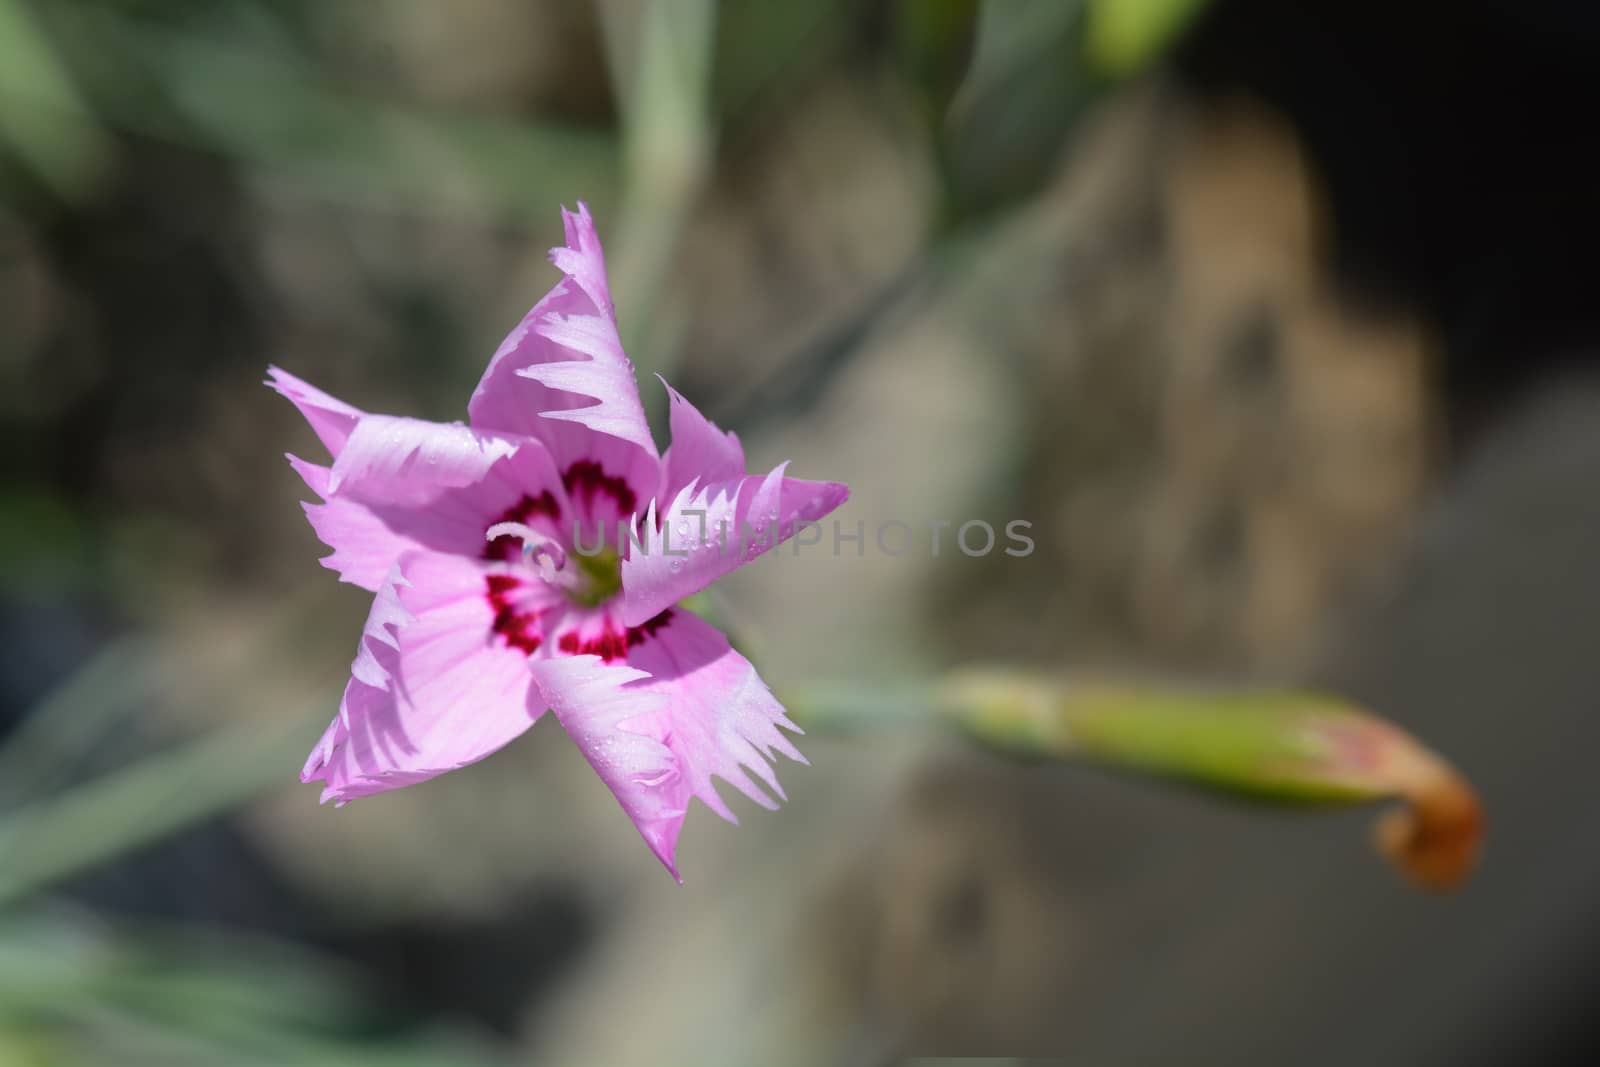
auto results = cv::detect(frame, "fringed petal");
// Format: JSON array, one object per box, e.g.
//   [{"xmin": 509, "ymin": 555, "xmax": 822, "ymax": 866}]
[
  {"xmin": 529, "ymin": 653, "xmax": 685, "ymax": 879},
  {"xmin": 304, "ymin": 552, "xmax": 548, "ymax": 803},
  {"xmin": 468, "ymin": 203, "xmax": 660, "ymax": 517},
  {"xmin": 620, "ymin": 467, "xmax": 849, "ymax": 626},
  {"xmin": 623, "ymin": 610, "xmax": 805, "ymax": 823},
  {"xmin": 657, "ymin": 377, "xmax": 745, "ymax": 506},
  {"xmin": 267, "ymin": 365, "xmax": 363, "ymax": 455},
  {"xmin": 283, "ymin": 426, "xmax": 569, "ymax": 591}
]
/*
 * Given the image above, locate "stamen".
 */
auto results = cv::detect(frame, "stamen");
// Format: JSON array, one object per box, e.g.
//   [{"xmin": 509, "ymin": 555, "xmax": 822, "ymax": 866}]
[{"xmin": 485, "ymin": 522, "xmax": 570, "ymax": 585}]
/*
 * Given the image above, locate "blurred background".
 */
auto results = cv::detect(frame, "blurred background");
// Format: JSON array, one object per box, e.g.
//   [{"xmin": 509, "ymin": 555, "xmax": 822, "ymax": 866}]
[{"xmin": 2, "ymin": 0, "xmax": 1598, "ymax": 1062}]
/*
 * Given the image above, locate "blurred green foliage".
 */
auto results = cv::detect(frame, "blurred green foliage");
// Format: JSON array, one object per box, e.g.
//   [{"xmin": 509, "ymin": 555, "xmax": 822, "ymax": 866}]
[
  {"xmin": 0, "ymin": 909, "xmax": 497, "ymax": 1066},
  {"xmin": 1087, "ymin": 0, "xmax": 1212, "ymax": 75},
  {"xmin": 0, "ymin": 0, "xmax": 111, "ymax": 199}
]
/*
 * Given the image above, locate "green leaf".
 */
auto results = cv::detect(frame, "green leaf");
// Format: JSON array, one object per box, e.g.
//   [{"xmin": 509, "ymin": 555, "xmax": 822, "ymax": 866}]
[
  {"xmin": 942, "ymin": 0, "xmax": 1095, "ymax": 215},
  {"xmin": 1084, "ymin": 0, "xmax": 1212, "ymax": 76},
  {"xmin": 0, "ymin": 0, "xmax": 113, "ymax": 198}
]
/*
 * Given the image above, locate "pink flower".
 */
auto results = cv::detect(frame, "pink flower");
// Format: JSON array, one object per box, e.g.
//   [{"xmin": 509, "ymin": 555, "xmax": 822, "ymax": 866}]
[{"xmin": 269, "ymin": 204, "xmax": 848, "ymax": 879}]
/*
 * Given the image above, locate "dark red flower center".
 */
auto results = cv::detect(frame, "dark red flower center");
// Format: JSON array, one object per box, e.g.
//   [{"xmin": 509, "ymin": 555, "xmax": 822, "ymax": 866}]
[
  {"xmin": 555, "ymin": 609, "xmax": 673, "ymax": 662},
  {"xmin": 485, "ymin": 572, "xmax": 673, "ymax": 662},
  {"xmin": 562, "ymin": 460, "xmax": 637, "ymax": 516},
  {"xmin": 482, "ymin": 491, "xmax": 561, "ymax": 562},
  {"xmin": 486, "ymin": 573, "xmax": 543, "ymax": 654},
  {"xmin": 482, "ymin": 462, "xmax": 667, "ymax": 661}
]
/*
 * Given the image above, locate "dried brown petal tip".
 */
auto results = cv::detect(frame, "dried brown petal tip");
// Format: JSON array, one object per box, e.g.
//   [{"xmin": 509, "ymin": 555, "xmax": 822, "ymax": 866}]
[{"xmin": 1373, "ymin": 763, "xmax": 1484, "ymax": 892}]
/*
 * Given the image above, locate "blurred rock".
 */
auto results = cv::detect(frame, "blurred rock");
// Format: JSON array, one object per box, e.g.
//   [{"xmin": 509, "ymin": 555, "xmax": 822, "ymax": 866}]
[{"xmin": 947, "ymin": 89, "xmax": 1433, "ymax": 676}]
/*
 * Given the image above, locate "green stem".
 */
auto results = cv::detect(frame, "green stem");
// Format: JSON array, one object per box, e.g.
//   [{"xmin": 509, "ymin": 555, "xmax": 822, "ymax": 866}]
[
  {"xmin": 600, "ymin": 0, "xmax": 718, "ymax": 410},
  {"xmin": 937, "ymin": 672, "xmax": 1388, "ymax": 803}
]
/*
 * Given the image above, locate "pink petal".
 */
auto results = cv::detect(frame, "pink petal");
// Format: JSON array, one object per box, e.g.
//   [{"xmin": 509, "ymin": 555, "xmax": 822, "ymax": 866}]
[
  {"xmin": 328, "ymin": 415, "xmax": 521, "ymax": 502},
  {"xmin": 266, "ymin": 366, "xmax": 363, "ymax": 455},
  {"xmin": 285, "ymin": 430, "xmax": 570, "ymax": 592},
  {"xmin": 657, "ymin": 378, "xmax": 745, "ymax": 506},
  {"xmin": 529, "ymin": 610, "xmax": 807, "ymax": 880},
  {"xmin": 550, "ymin": 202, "xmax": 615, "ymax": 314},
  {"xmin": 468, "ymin": 203, "xmax": 660, "ymax": 514},
  {"xmin": 304, "ymin": 551, "xmax": 549, "ymax": 803},
  {"xmin": 619, "ymin": 466, "xmax": 850, "ymax": 626},
  {"xmin": 287, "ymin": 455, "xmax": 415, "ymax": 591},
  {"xmin": 622, "ymin": 609, "xmax": 806, "ymax": 823},
  {"xmin": 529, "ymin": 654, "xmax": 685, "ymax": 879}
]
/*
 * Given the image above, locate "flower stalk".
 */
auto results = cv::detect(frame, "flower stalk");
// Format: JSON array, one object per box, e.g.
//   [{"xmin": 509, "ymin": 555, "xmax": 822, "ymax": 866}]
[{"xmin": 933, "ymin": 671, "xmax": 1483, "ymax": 890}]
